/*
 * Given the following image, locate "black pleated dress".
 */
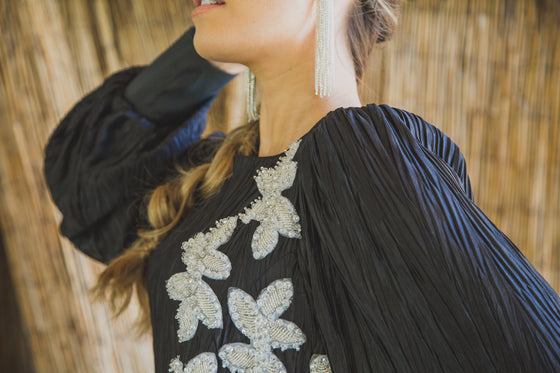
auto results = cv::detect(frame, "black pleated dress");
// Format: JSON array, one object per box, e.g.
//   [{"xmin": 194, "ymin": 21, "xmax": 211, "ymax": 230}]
[{"xmin": 44, "ymin": 27, "xmax": 560, "ymax": 373}]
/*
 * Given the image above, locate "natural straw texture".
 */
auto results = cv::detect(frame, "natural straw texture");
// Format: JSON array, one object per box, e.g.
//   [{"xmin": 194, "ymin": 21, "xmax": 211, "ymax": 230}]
[{"xmin": 0, "ymin": 0, "xmax": 558, "ymax": 371}]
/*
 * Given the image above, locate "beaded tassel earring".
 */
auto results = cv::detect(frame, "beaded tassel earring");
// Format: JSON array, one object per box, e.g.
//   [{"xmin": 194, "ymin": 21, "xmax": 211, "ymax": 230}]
[
  {"xmin": 316, "ymin": 0, "xmax": 334, "ymax": 98},
  {"xmin": 245, "ymin": 0, "xmax": 335, "ymax": 121},
  {"xmin": 245, "ymin": 68, "xmax": 259, "ymax": 122}
]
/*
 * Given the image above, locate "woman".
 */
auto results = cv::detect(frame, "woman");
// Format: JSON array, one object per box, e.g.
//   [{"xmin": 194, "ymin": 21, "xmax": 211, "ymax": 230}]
[{"xmin": 44, "ymin": 0, "xmax": 560, "ymax": 372}]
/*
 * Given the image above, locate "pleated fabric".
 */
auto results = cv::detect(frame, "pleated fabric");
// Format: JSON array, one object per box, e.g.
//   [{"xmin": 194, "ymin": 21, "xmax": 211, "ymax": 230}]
[
  {"xmin": 44, "ymin": 66, "xmax": 221, "ymax": 264},
  {"xmin": 45, "ymin": 75, "xmax": 560, "ymax": 372},
  {"xmin": 296, "ymin": 104, "xmax": 560, "ymax": 372}
]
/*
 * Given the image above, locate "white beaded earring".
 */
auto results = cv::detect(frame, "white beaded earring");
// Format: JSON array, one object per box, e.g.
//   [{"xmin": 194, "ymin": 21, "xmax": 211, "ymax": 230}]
[
  {"xmin": 245, "ymin": 68, "xmax": 259, "ymax": 122},
  {"xmin": 316, "ymin": 0, "xmax": 335, "ymax": 98},
  {"xmin": 245, "ymin": 0, "xmax": 335, "ymax": 121}
]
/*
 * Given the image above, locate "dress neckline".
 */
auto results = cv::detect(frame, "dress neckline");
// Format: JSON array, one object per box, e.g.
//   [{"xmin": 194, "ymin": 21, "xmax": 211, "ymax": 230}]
[{"xmin": 233, "ymin": 103, "xmax": 373, "ymax": 168}]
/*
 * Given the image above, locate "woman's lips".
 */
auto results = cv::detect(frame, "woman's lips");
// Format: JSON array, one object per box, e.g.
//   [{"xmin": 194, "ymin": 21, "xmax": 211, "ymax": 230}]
[
  {"xmin": 193, "ymin": 0, "xmax": 225, "ymax": 7},
  {"xmin": 191, "ymin": 2, "xmax": 225, "ymax": 18}
]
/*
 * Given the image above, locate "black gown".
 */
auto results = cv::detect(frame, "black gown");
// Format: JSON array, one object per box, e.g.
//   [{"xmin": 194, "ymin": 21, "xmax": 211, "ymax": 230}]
[{"xmin": 44, "ymin": 27, "xmax": 560, "ymax": 373}]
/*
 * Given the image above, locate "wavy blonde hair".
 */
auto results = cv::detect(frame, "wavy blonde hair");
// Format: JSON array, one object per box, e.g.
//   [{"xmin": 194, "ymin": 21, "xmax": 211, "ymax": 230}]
[{"xmin": 89, "ymin": 0, "xmax": 400, "ymax": 336}]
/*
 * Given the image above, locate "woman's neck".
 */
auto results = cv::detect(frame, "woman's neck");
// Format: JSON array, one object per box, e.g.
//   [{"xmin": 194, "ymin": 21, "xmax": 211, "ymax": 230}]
[{"xmin": 252, "ymin": 56, "xmax": 362, "ymax": 157}]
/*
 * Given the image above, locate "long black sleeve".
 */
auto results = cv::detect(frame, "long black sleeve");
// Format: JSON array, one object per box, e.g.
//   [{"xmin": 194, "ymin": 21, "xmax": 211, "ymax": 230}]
[
  {"xmin": 299, "ymin": 104, "xmax": 560, "ymax": 371},
  {"xmin": 44, "ymin": 27, "xmax": 234, "ymax": 265},
  {"xmin": 124, "ymin": 26, "xmax": 236, "ymax": 124}
]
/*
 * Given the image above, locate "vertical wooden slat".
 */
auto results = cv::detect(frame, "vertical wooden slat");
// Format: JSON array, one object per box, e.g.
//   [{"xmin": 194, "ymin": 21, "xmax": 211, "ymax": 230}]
[{"xmin": 0, "ymin": 233, "xmax": 36, "ymax": 373}]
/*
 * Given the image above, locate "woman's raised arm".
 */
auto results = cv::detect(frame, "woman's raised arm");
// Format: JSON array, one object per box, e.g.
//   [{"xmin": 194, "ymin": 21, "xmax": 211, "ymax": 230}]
[{"xmin": 43, "ymin": 26, "xmax": 236, "ymax": 265}]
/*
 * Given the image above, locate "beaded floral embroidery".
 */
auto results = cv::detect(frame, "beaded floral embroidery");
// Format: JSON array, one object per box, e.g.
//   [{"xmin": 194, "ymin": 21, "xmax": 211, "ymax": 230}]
[
  {"xmin": 218, "ymin": 278, "xmax": 306, "ymax": 372},
  {"xmin": 309, "ymin": 354, "xmax": 332, "ymax": 373},
  {"xmin": 168, "ymin": 352, "xmax": 218, "ymax": 373},
  {"xmin": 166, "ymin": 216, "xmax": 238, "ymax": 342},
  {"xmin": 239, "ymin": 140, "xmax": 302, "ymax": 259},
  {"xmin": 166, "ymin": 140, "xmax": 306, "ymax": 370}
]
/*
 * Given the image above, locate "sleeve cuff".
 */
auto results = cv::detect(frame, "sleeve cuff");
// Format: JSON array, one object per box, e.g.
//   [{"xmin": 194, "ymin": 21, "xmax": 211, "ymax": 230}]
[{"xmin": 124, "ymin": 26, "xmax": 237, "ymax": 125}]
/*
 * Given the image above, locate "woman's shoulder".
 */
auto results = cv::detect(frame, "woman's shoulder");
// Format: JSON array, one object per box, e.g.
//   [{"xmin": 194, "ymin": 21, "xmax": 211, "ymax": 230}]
[
  {"xmin": 313, "ymin": 103, "xmax": 473, "ymax": 200},
  {"xmin": 317, "ymin": 103, "xmax": 452, "ymax": 148},
  {"xmin": 328, "ymin": 103, "xmax": 461, "ymax": 156}
]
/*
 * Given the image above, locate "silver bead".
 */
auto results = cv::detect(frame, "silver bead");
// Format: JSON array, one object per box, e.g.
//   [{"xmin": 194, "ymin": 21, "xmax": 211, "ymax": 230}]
[{"xmin": 310, "ymin": 354, "xmax": 332, "ymax": 373}]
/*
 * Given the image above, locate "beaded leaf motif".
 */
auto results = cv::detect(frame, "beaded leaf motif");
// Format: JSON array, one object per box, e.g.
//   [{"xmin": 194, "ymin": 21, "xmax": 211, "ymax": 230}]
[
  {"xmin": 309, "ymin": 354, "xmax": 332, "ymax": 373},
  {"xmin": 168, "ymin": 352, "xmax": 218, "ymax": 373},
  {"xmin": 238, "ymin": 140, "xmax": 302, "ymax": 260},
  {"xmin": 166, "ymin": 216, "xmax": 238, "ymax": 342},
  {"xmin": 218, "ymin": 278, "xmax": 306, "ymax": 372},
  {"xmin": 166, "ymin": 140, "xmax": 306, "ymax": 369}
]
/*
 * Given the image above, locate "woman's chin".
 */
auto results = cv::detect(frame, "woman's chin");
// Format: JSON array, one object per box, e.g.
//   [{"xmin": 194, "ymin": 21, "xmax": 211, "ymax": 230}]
[
  {"xmin": 193, "ymin": 35, "xmax": 219, "ymax": 60},
  {"xmin": 193, "ymin": 35, "xmax": 242, "ymax": 65}
]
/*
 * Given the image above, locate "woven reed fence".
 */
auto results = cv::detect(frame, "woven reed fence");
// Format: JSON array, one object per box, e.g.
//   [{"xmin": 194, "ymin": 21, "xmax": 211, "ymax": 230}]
[{"xmin": 0, "ymin": 0, "xmax": 558, "ymax": 371}]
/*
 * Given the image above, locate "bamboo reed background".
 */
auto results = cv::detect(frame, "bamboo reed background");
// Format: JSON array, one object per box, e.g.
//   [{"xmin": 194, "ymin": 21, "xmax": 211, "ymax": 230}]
[{"xmin": 0, "ymin": 0, "xmax": 558, "ymax": 371}]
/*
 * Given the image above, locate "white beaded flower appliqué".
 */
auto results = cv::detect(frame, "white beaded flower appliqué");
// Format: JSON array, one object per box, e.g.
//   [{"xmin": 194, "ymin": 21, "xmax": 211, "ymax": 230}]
[
  {"xmin": 166, "ymin": 216, "xmax": 238, "ymax": 342},
  {"xmin": 309, "ymin": 354, "xmax": 332, "ymax": 373},
  {"xmin": 218, "ymin": 278, "xmax": 306, "ymax": 373},
  {"xmin": 168, "ymin": 352, "xmax": 218, "ymax": 373},
  {"xmin": 238, "ymin": 140, "xmax": 302, "ymax": 260}
]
